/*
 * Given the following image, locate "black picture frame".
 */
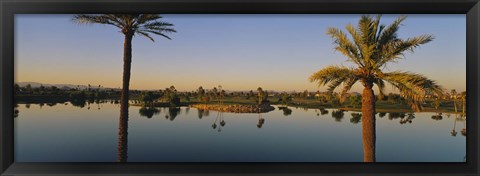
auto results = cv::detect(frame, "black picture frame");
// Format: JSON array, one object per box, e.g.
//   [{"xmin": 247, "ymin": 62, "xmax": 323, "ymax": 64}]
[{"xmin": 1, "ymin": 0, "xmax": 479, "ymax": 175}]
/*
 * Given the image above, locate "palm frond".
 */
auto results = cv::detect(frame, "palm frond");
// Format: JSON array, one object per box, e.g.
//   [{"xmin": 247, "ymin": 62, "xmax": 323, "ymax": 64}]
[
  {"xmin": 72, "ymin": 14, "xmax": 122, "ymax": 28},
  {"xmin": 309, "ymin": 66, "xmax": 357, "ymax": 93},
  {"xmin": 136, "ymin": 20, "xmax": 176, "ymax": 41},
  {"xmin": 377, "ymin": 15, "xmax": 406, "ymax": 47},
  {"xmin": 135, "ymin": 14, "xmax": 161, "ymax": 26},
  {"xmin": 358, "ymin": 15, "xmax": 377, "ymax": 46},
  {"xmin": 374, "ymin": 78, "xmax": 386, "ymax": 99},
  {"xmin": 341, "ymin": 75, "xmax": 360, "ymax": 96},
  {"xmin": 381, "ymin": 71, "xmax": 444, "ymax": 111},
  {"xmin": 136, "ymin": 31, "xmax": 155, "ymax": 42},
  {"xmin": 378, "ymin": 34, "xmax": 434, "ymax": 65},
  {"xmin": 73, "ymin": 14, "xmax": 176, "ymax": 42},
  {"xmin": 137, "ymin": 29, "xmax": 174, "ymax": 40},
  {"xmin": 327, "ymin": 27, "xmax": 365, "ymax": 68}
]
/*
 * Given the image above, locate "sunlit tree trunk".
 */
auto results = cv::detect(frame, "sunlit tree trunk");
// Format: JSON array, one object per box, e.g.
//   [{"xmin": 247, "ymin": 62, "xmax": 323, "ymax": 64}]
[
  {"xmin": 118, "ymin": 33, "xmax": 133, "ymax": 162},
  {"xmin": 361, "ymin": 82, "xmax": 376, "ymax": 162}
]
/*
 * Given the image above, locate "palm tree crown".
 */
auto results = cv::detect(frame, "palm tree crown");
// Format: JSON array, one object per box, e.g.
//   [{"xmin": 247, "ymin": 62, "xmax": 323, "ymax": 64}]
[
  {"xmin": 309, "ymin": 15, "xmax": 443, "ymax": 111},
  {"xmin": 72, "ymin": 14, "xmax": 176, "ymax": 41}
]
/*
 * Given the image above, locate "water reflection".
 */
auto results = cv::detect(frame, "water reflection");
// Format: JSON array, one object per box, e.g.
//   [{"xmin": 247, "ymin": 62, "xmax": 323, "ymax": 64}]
[
  {"xmin": 278, "ymin": 107, "xmax": 292, "ymax": 116},
  {"xmin": 197, "ymin": 109, "xmax": 210, "ymax": 119},
  {"xmin": 399, "ymin": 113, "xmax": 415, "ymax": 124},
  {"xmin": 257, "ymin": 113, "xmax": 265, "ymax": 128},
  {"xmin": 139, "ymin": 107, "xmax": 160, "ymax": 118},
  {"xmin": 70, "ymin": 99, "xmax": 86, "ymax": 108},
  {"xmin": 167, "ymin": 107, "xmax": 181, "ymax": 121},
  {"xmin": 331, "ymin": 110, "xmax": 345, "ymax": 122},
  {"xmin": 197, "ymin": 109, "xmax": 204, "ymax": 119},
  {"xmin": 388, "ymin": 112, "xmax": 405, "ymax": 120},
  {"xmin": 211, "ymin": 112, "xmax": 226, "ymax": 132},
  {"xmin": 314, "ymin": 108, "xmax": 329, "ymax": 116},
  {"xmin": 350, "ymin": 113, "xmax": 361, "ymax": 124},
  {"xmin": 14, "ymin": 102, "xmax": 467, "ymax": 162},
  {"xmin": 378, "ymin": 112, "xmax": 386, "ymax": 118},
  {"xmin": 320, "ymin": 108, "xmax": 329, "ymax": 115},
  {"xmin": 451, "ymin": 114, "xmax": 459, "ymax": 136},
  {"xmin": 461, "ymin": 115, "xmax": 466, "ymax": 137},
  {"xmin": 14, "ymin": 104, "xmax": 19, "ymax": 118},
  {"xmin": 431, "ymin": 113, "xmax": 443, "ymax": 121}
]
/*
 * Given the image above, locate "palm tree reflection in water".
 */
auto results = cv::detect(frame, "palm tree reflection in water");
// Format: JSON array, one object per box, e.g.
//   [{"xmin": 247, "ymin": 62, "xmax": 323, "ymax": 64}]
[
  {"xmin": 451, "ymin": 114, "xmax": 459, "ymax": 137},
  {"xmin": 461, "ymin": 114, "xmax": 466, "ymax": 137},
  {"xmin": 212, "ymin": 111, "xmax": 226, "ymax": 132},
  {"xmin": 257, "ymin": 113, "xmax": 265, "ymax": 128}
]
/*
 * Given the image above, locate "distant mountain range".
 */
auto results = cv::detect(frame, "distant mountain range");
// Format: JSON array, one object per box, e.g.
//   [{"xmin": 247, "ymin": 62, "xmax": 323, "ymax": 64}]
[{"xmin": 15, "ymin": 82, "xmax": 116, "ymax": 90}]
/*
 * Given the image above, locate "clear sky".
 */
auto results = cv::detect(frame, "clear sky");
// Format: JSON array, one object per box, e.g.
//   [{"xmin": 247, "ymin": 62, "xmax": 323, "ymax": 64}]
[{"xmin": 15, "ymin": 14, "xmax": 466, "ymax": 93}]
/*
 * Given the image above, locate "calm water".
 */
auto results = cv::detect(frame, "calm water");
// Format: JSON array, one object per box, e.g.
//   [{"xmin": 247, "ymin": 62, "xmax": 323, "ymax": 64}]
[{"xmin": 14, "ymin": 102, "xmax": 466, "ymax": 162}]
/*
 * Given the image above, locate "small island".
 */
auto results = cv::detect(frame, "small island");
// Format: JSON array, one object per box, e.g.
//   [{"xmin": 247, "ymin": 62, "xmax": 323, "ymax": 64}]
[{"xmin": 190, "ymin": 103, "xmax": 275, "ymax": 113}]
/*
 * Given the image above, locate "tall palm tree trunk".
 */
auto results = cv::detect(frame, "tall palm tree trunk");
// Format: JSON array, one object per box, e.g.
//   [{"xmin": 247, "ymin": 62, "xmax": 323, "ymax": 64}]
[
  {"xmin": 361, "ymin": 82, "xmax": 376, "ymax": 162},
  {"xmin": 118, "ymin": 33, "xmax": 133, "ymax": 162}
]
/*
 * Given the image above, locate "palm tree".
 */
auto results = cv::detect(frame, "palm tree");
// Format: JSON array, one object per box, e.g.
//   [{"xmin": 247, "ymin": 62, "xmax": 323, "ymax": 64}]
[
  {"xmin": 72, "ymin": 14, "xmax": 176, "ymax": 162},
  {"xmin": 460, "ymin": 91, "xmax": 466, "ymax": 115},
  {"xmin": 309, "ymin": 15, "xmax": 443, "ymax": 162},
  {"xmin": 257, "ymin": 87, "xmax": 265, "ymax": 105},
  {"xmin": 451, "ymin": 89, "xmax": 458, "ymax": 113}
]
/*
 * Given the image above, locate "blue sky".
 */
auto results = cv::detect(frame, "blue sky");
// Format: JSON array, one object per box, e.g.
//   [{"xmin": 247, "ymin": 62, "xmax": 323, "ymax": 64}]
[{"xmin": 15, "ymin": 14, "xmax": 466, "ymax": 92}]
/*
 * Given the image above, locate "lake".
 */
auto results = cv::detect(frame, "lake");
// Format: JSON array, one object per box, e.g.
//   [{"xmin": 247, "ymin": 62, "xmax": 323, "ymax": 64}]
[{"xmin": 14, "ymin": 102, "xmax": 466, "ymax": 162}]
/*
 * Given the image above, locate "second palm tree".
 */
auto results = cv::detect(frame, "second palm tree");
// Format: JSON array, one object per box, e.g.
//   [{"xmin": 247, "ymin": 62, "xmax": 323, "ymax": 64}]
[{"xmin": 310, "ymin": 15, "xmax": 443, "ymax": 162}]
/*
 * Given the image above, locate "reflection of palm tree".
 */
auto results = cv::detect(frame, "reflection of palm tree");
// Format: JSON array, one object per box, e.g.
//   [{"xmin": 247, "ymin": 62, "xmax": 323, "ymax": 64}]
[
  {"xmin": 309, "ymin": 15, "xmax": 441, "ymax": 162},
  {"xmin": 73, "ymin": 14, "xmax": 175, "ymax": 162},
  {"xmin": 220, "ymin": 114, "xmax": 226, "ymax": 127},
  {"xmin": 14, "ymin": 104, "xmax": 19, "ymax": 118},
  {"xmin": 211, "ymin": 111, "xmax": 226, "ymax": 132},
  {"xmin": 211, "ymin": 111, "xmax": 225, "ymax": 131},
  {"xmin": 451, "ymin": 114, "xmax": 458, "ymax": 136},
  {"xmin": 461, "ymin": 114, "xmax": 466, "ymax": 137},
  {"xmin": 257, "ymin": 113, "xmax": 265, "ymax": 128}
]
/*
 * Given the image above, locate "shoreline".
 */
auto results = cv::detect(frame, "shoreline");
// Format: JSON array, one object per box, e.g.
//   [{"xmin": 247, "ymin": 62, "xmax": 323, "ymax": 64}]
[{"xmin": 189, "ymin": 104, "xmax": 275, "ymax": 113}]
